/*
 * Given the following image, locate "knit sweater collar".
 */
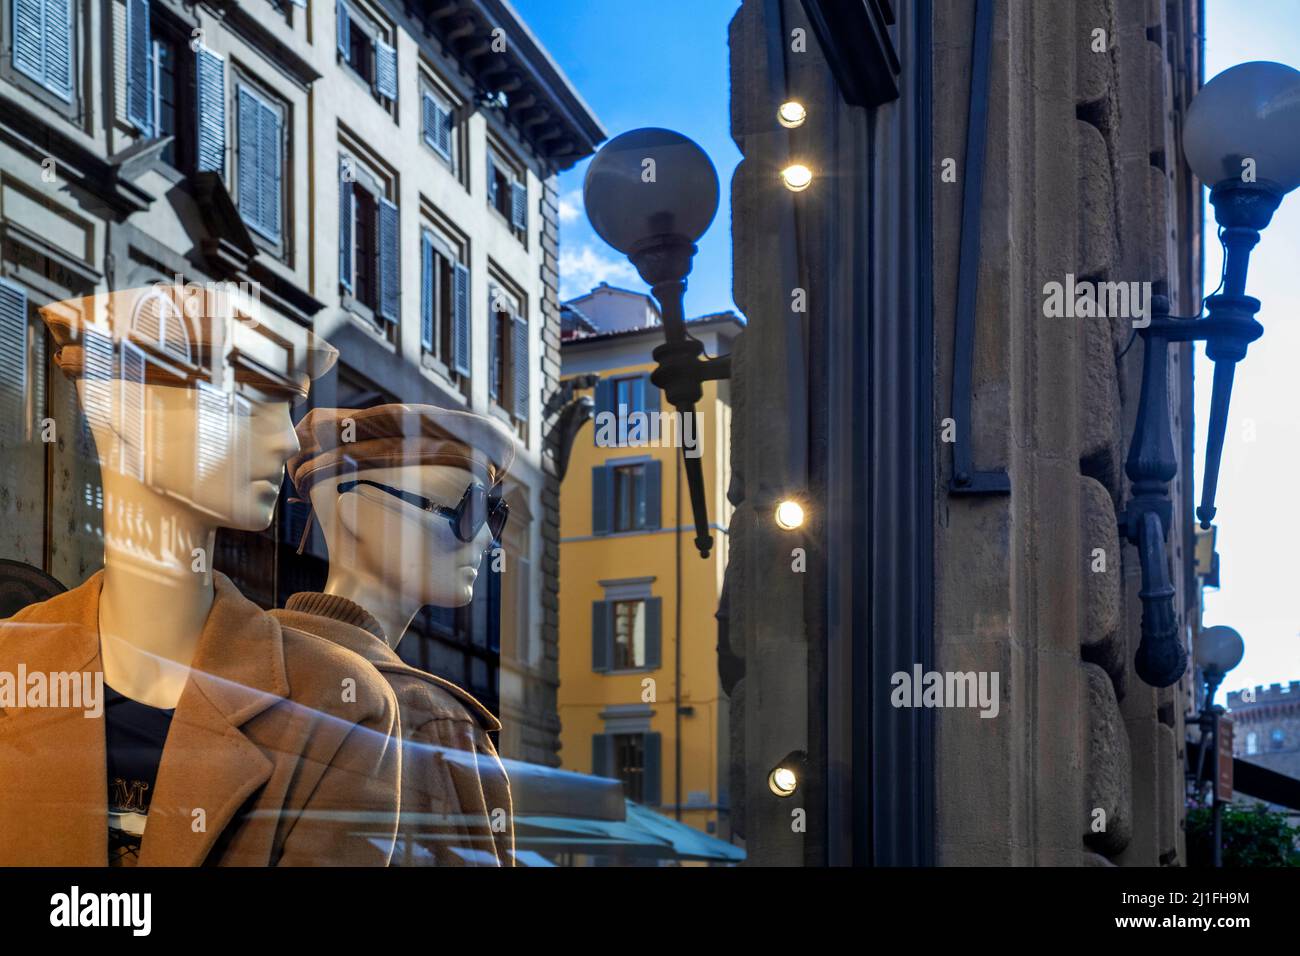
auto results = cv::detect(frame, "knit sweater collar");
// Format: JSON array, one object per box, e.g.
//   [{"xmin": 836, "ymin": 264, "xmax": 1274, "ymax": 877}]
[{"xmin": 283, "ymin": 592, "xmax": 387, "ymax": 643}]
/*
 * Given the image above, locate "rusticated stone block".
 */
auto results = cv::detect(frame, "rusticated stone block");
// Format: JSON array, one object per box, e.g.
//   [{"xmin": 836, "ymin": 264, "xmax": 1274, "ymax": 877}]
[
  {"xmin": 1079, "ymin": 321, "xmax": 1123, "ymax": 502},
  {"xmin": 1077, "ymin": 120, "xmax": 1118, "ymax": 279},
  {"xmin": 1084, "ymin": 662, "xmax": 1133, "ymax": 856},
  {"xmin": 1079, "ymin": 479, "xmax": 1123, "ymax": 694}
]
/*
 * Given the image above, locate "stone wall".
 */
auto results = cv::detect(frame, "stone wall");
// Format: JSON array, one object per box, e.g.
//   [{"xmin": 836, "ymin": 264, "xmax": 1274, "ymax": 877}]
[{"xmin": 932, "ymin": 0, "xmax": 1202, "ymax": 866}]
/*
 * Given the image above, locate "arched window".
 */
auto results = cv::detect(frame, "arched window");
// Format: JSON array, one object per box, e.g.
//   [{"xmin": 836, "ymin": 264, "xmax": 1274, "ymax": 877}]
[{"xmin": 131, "ymin": 287, "xmax": 192, "ymax": 364}]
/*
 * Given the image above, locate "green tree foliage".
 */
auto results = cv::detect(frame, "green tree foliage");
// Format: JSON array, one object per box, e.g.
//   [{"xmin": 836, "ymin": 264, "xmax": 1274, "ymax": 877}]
[{"xmin": 1186, "ymin": 804, "xmax": 1300, "ymax": 867}]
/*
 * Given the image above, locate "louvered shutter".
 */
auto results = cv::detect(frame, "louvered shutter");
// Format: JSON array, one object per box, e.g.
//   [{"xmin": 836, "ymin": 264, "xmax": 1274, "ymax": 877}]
[
  {"xmin": 0, "ymin": 280, "xmax": 28, "ymax": 446},
  {"xmin": 421, "ymin": 93, "xmax": 438, "ymax": 150},
  {"xmin": 643, "ymin": 459, "xmax": 662, "ymax": 530},
  {"xmin": 642, "ymin": 733, "xmax": 662, "ymax": 805},
  {"xmin": 126, "ymin": 0, "xmax": 152, "ymax": 131},
  {"xmin": 591, "ymin": 464, "xmax": 611, "ymax": 535},
  {"xmin": 419, "ymin": 232, "xmax": 435, "ymax": 352},
  {"xmin": 195, "ymin": 46, "xmax": 226, "ymax": 173},
  {"xmin": 335, "ymin": 0, "xmax": 350, "ymax": 58},
  {"xmin": 81, "ymin": 325, "xmax": 115, "ymax": 434},
  {"xmin": 377, "ymin": 197, "xmax": 399, "ymax": 323},
  {"xmin": 118, "ymin": 341, "xmax": 146, "ymax": 481},
  {"xmin": 236, "ymin": 88, "xmax": 259, "ymax": 230},
  {"xmin": 12, "ymin": 0, "xmax": 43, "ymax": 84},
  {"xmin": 437, "ymin": 105, "xmax": 453, "ymax": 159},
  {"xmin": 338, "ymin": 158, "xmax": 353, "ymax": 293},
  {"xmin": 258, "ymin": 98, "xmax": 282, "ymax": 240},
  {"xmin": 592, "ymin": 734, "xmax": 613, "ymax": 777},
  {"xmin": 451, "ymin": 262, "xmax": 470, "ymax": 375},
  {"xmin": 593, "ymin": 378, "xmax": 613, "ymax": 445},
  {"xmin": 375, "ymin": 39, "xmax": 397, "ymax": 100},
  {"xmin": 510, "ymin": 181, "xmax": 528, "ymax": 232},
  {"xmin": 486, "ymin": 289, "xmax": 498, "ymax": 400},
  {"xmin": 423, "ymin": 93, "xmax": 452, "ymax": 161},
  {"xmin": 512, "ymin": 316, "xmax": 529, "ymax": 420},
  {"xmin": 643, "ymin": 598, "xmax": 662, "ymax": 668},
  {"xmin": 486, "ymin": 153, "xmax": 497, "ymax": 207},
  {"xmin": 42, "ymin": 0, "xmax": 73, "ymax": 101},
  {"xmin": 591, "ymin": 601, "xmax": 610, "ymax": 672}
]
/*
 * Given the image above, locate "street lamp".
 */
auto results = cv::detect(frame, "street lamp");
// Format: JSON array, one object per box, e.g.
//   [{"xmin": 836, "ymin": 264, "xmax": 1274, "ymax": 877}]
[
  {"xmin": 584, "ymin": 128, "xmax": 731, "ymax": 558},
  {"xmin": 1121, "ymin": 62, "xmax": 1300, "ymax": 688},
  {"xmin": 1192, "ymin": 624, "xmax": 1245, "ymax": 868}
]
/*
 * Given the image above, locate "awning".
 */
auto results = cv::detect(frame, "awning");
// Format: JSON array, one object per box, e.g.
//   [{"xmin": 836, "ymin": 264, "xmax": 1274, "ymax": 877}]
[{"xmin": 514, "ymin": 799, "xmax": 744, "ymax": 863}]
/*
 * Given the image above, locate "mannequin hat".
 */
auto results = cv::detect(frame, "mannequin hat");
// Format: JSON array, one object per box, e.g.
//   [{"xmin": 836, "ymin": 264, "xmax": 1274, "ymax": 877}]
[
  {"xmin": 39, "ymin": 283, "xmax": 338, "ymax": 401},
  {"xmin": 287, "ymin": 404, "xmax": 518, "ymax": 501}
]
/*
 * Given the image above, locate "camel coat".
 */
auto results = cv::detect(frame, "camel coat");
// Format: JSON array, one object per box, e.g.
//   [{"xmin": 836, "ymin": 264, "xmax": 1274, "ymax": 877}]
[
  {"xmin": 274, "ymin": 593, "xmax": 515, "ymax": 866},
  {"xmin": 0, "ymin": 571, "xmax": 401, "ymax": 866}
]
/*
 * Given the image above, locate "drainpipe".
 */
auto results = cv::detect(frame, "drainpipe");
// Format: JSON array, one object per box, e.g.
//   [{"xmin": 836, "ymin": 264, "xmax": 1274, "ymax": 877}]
[{"xmin": 674, "ymin": 447, "xmax": 683, "ymax": 821}]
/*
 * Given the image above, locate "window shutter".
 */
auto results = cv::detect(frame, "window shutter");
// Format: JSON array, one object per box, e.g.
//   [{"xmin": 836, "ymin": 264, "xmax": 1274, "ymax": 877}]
[
  {"xmin": 512, "ymin": 315, "xmax": 529, "ymax": 420},
  {"xmin": 195, "ymin": 47, "xmax": 226, "ymax": 173},
  {"xmin": 375, "ymin": 38, "xmax": 397, "ymax": 100},
  {"xmin": 258, "ymin": 98, "xmax": 282, "ymax": 241},
  {"xmin": 642, "ymin": 733, "xmax": 662, "ymax": 805},
  {"xmin": 591, "ymin": 600, "xmax": 610, "ymax": 672},
  {"xmin": 451, "ymin": 262, "xmax": 471, "ymax": 375},
  {"xmin": 486, "ymin": 153, "xmax": 497, "ymax": 206},
  {"xmin": 118, "ymin": 341, "xmax": 146, "ymax": 481},
  {"xmin": 377, "ymin": 197, "xmax": 399, "ymax": 323},
  {"xmin": 12, "ymin": 0, "xmax": 43, "ymax": 84},
  {"xmin": 592, "ymin": 464, "xmax": 610, "ymax": 535},
  {"xmin": 644, "ymin": 597, "xmax": 662, "ymax": 669},
  {"xmin": 335, "ymin": 0, "xmax": 350, "ymax": 58},
  {"xmin": 420, "ymin": 232, "xmax": 435, "ymax": 352},
  {"xmin": 0, "ymin": 279, "xmax": 28, "ymax": 444},
  {"xmin": 593, "ymin": 378, "xmax": 613, "ymax": 445},
  {"xmin": 42, "ymin": 0, "xmax": 74, "ymax": 101},
  {"xmin": 126, "ymin": 0, "xmax": 152, "ymax": 131},
  {"xmin": 643, "ymin": 459, "xmax": 662, "ymax": 530},
  {"xmin": 338, "ymin": 158, "xmax": 353, "ymax": 293},
  {"xmin": 510, "ymin": 181, "xmax": 528, "ymax": 232},
  {"xmin": 486, "ymin": 288, "xmax": 498, "ymax": 400},
  {"xmin": 421, "ymin": 93, "xmax": 438, "ymax": 150},
  {"xmin": 640, "ymin": 372, "xmax": 658, "ymax": 413},
  {"xmin": 236, "ymin": 88, "xmax": 259, "ymax": 231},
  {"xmin": 592, "ymin": 734, "xmax": 613, "ymax": 778},
  {"xmin": 437, "ymin": 105, "xmax": 453, "ymax": 159}
]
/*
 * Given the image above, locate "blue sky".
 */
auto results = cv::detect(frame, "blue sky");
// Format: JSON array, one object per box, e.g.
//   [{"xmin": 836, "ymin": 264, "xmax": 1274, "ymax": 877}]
[
  {"xmin": 510, "ymin": 0, "xmax": 742, "ymax": 315},
  {"xmin": 1197, "ymin": 0, "xmax": 1300, "ymax": 697}
]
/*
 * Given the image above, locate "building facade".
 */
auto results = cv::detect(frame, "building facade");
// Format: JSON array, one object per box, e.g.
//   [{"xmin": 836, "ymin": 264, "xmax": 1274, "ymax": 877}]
[
  {"xmin": 557, "ymin": 283, "xmax": 741, "ymax": 837},
  {"xmin": 0, "ymin": 0, "xmax": 603, "ymax": 764},
  {"xmin": 1228, "ymin": 683, "xmax": 1300, "ymax": 782},
  {"xmin": 723, "ymin": 0, "xmax": 1203, "ymax": 864}
]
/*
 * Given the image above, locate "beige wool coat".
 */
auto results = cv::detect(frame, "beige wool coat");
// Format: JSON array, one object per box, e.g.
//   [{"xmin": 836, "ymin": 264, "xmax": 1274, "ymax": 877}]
[
  {"xmin": 0, "ymin": 571, "xmax": 402, "ymax": 866},
  {"xmin": 274, "ymin": 593, "xmax": 516, "ymax": 866}
]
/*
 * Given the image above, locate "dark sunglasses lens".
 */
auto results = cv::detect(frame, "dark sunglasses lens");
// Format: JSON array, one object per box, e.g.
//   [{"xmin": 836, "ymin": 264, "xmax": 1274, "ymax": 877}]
[
  {"xmin": 488, "ymin": 498, "xmax": 509, "ymax": 540},
  {"xmin": 455, "ymin": 484, "xmax": 489, "ymax": 542}
]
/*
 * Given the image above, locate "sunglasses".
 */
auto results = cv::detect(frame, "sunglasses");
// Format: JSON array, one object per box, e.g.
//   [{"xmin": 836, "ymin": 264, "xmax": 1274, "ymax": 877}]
[{"xmin": 337, "ymin": 478, "xmax": 509, "ymax": 544}]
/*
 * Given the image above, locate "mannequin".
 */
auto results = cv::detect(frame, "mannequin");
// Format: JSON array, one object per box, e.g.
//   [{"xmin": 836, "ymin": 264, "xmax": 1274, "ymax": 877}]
[
  {"xmin": 0, "ymin": 286, "xmax": 402, "ymax": 867},
  {"xmin": 274, "ymin": 404, "xmax": 517, "ymax": 866}
]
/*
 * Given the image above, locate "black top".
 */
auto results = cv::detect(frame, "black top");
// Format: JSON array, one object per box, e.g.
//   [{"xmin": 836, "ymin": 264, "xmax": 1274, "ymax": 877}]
[{"xmin": 103, "ymin": 684, "xmax": 175, "ymax": 867}]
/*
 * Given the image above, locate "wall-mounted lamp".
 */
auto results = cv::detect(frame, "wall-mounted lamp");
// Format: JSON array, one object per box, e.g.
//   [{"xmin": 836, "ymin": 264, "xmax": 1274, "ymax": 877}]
[
  {"xmin": 780, "ymin": 163, "xmax": 813, "ymax": 191},
  {"xmin": 1121, "ymin": 61, "xmax": 1300, "ymax": 688},
  {"xmin": 583, "ymin": 128, "xmax": 731, "ymax": 559},
  {"xmin": 774, "ymin": 499, "xmax": 805, "ymax": 530},
  {"xmin": 767, "ymin": 750, "xmax": 807, "ymax": 797},
  {"xmin": 777, "ymin": 101, "xmax": 807, "ymax": 128}
]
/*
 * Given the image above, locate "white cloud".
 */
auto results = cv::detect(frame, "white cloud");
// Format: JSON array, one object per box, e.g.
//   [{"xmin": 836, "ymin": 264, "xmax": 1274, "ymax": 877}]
[
  {"xmin": 559, "ymin": 244, "xmax": 640, "ymax": 301},
  {"xmin": 558, "ymin": 190, "xmax": 581, "ymax": 224}
]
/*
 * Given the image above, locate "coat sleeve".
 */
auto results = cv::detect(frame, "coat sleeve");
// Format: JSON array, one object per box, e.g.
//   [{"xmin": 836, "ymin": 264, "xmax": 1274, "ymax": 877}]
[{"xmin": 275, "ymin": 693, "xmax": 402, "ymax": 866}]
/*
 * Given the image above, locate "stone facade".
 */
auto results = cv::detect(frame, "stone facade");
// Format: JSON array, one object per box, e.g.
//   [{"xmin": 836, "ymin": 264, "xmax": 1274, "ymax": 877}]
[
  {"xmin": 1228, "ymin": 682, "xmax": 1300, "ymax": 782},
  {"xmin": 726, "ymin": 0, "xmax": 1203, "ymax": 864}
]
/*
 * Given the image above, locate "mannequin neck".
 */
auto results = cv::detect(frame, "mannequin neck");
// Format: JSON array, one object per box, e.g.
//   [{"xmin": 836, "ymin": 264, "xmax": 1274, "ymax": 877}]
[
  {"xmin": 97, "ymin": 475, "xmax": 217, "ymax": 707},
  {"xmin": 320, "ymin": 565, "xmax": 419, "ymax": 652}
]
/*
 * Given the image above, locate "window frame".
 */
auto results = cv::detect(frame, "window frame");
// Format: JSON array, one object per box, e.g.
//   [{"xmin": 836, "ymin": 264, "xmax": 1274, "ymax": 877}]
[
  {"xmin": 339, "ymin": 151, "xmax": 398, "ymax": 342},
  {"xmin": 3, "ymin": 0, "xmax": 81, "ymax": 120},
  {"xmin": 233, "ymin": 73, "xmax": 288, "ymax": 256}
]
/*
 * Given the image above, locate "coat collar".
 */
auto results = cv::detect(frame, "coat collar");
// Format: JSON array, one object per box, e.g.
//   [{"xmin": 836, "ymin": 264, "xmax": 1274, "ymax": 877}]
[{"xmin": 0, "ymin": 569, "xmax": 286, "ymax": 866}]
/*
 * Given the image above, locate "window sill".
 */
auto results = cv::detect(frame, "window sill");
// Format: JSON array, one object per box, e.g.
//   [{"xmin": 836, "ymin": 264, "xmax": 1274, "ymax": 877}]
[
  {"xmin": 598, "ymin": 667, "xmax": 659, "ymax": 676},
  {"xmin": 419, "ymin": 353, "xmax": 470, "ymax": 404}
]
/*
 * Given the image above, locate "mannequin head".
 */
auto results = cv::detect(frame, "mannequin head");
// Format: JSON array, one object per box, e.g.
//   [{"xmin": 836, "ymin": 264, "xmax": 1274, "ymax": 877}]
[
  {"xmin": 312, "ymin": 463, "xmax": 496, "ymax": 608},
  {"xmin": 77, "ymin": 377, "xmax": 300, "ymax": 533}
]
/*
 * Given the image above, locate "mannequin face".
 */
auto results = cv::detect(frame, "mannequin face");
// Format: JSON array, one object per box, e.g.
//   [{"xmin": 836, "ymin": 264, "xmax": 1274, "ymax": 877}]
[
  {"xmin": 327, "ymin": 463, "xmax": 496, "ymax": 608},
  {"xmin": 79, "ymin": 378, "xmax": 299, "ymax": 531}
]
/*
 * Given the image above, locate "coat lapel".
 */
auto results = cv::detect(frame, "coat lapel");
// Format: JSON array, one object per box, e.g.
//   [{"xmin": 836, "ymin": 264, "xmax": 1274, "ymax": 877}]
[{"xmin": 138, "ymin": 572, "xmax": 287, "ymax": 866}]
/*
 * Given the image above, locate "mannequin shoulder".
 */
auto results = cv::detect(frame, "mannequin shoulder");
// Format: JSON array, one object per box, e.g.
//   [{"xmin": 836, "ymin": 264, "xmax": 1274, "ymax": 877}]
[
  {"xmin": 277, "ymin": 623, "xmax": 400, "ymax": 722},
  {"xmin": 378, "ymin": 666, "xmax": 501, "ymax": 734}
]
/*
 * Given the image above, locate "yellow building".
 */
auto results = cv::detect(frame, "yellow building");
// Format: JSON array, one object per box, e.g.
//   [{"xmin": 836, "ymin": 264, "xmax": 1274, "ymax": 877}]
[{"xmin": 558, "ymin": 284, "xmax": 741, "ymax": 840}]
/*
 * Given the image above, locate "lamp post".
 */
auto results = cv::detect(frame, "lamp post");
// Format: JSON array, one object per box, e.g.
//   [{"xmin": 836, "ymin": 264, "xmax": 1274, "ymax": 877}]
[
  {"xmin": 583, "ymin": 128, "xmax": 730, "ymax": 558},
  {"xmin": 1193, "ymin": 625, "xmax": 1244, "ymax": 867},
  {"xmin": 1121, "ymin": 62, "xmax": 1300, "ymax": 688}
]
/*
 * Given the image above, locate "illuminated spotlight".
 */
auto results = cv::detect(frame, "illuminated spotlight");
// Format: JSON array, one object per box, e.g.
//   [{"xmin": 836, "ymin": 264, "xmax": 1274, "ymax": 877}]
[
  {"xmin": 774, "ymin": 499, "xmax": 805, "ymax": 530},
  {"xmin": 777, "ymin": 101, "xmax": 807, "ymax": 128},
  {"xmin": 768, "ymin": 750, "xmax": 807, "ymax": 797},
  {"xmin": 780, "ymin": 163, "xmax": 813, "ymax": 192}
]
